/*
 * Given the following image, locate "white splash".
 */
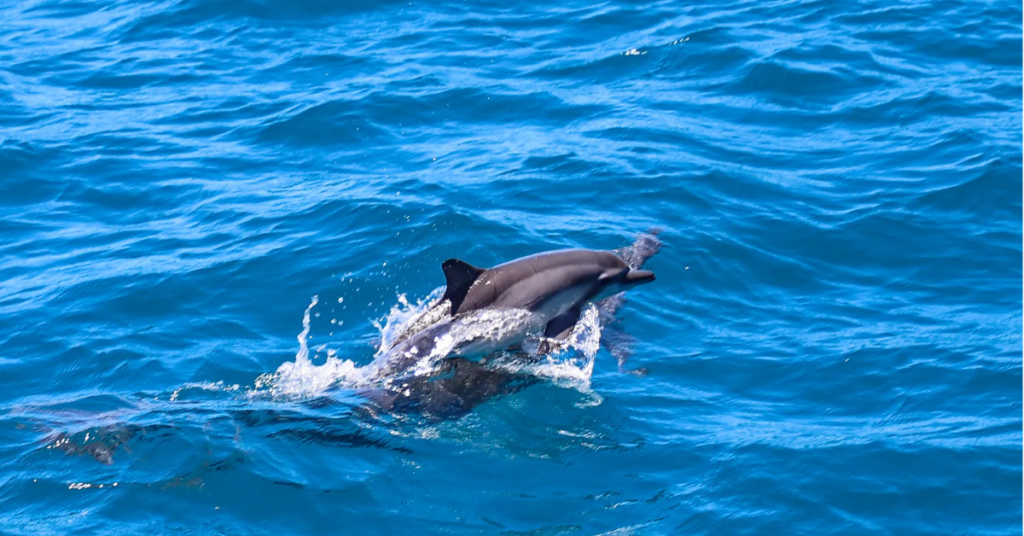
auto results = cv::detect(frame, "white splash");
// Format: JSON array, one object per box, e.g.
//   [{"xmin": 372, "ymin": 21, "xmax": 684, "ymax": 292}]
[
  {"xmin": 514, "ymin": 303, "xmax": 602, "ymax": 389},
  {"xmin": 368, "ymin": 305, "xmax": 541, "ymax": 385},
  {"xmin": 253, "ymin": 295, "xmax": 363, "ymax": 398},
  {"xmin": 373, "ymin": 288, "xmax": 448, "ymax": 356},
  {"xmin": 253, "ymin": 289, "xmax": 604, "ymax": 399}
]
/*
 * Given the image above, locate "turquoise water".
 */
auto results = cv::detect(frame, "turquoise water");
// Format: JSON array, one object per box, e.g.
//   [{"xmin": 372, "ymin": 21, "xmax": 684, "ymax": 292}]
[{"xmin": 1, "ymin": 0, "xmax": 1021, "ymax": 533}]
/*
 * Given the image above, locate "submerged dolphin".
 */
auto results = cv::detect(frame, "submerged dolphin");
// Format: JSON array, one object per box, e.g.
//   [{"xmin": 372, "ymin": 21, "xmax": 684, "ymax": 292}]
[{"xmin": 370, "ymin": 248, "xmax": 656, "ymax": 379}]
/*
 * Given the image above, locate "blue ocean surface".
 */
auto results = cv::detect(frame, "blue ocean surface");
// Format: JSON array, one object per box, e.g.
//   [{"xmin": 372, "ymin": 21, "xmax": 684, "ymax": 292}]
[{"xmin": 0, "ymin": 0, "xmax": 1021, "ymax": 533}]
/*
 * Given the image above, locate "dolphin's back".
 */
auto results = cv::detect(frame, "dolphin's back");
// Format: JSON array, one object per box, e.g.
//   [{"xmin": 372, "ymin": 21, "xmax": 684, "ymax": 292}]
[{"xmin": 456, "ymin": 249, "xmax": 627, "ymax": 314}]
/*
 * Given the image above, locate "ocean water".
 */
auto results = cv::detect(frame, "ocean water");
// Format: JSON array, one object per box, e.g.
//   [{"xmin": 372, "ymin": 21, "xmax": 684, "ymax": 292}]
[{"xmin": 0, "ymin": 0, "xmax": 1021, "ymax": 533}]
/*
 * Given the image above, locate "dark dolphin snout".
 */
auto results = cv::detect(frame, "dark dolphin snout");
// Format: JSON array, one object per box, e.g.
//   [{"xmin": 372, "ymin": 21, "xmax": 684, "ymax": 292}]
[{"xmin": 624, "ymin": 269, "xmax": 655, "ymax": 284}]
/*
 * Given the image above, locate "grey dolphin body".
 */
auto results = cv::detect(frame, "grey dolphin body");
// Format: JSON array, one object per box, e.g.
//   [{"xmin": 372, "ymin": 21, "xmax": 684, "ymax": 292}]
[
  {"xmin": 372, "ymin": 247, "xmax": 655, "ymax": 380},
  {"xmin": 440, "ymin": 249, "xmax": 655, "ymax": 319}
]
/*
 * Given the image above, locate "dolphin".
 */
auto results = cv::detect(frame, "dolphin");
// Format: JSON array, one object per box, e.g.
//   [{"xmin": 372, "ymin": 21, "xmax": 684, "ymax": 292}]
[
  {"xmin": 363, "ymin": 230, "xmax": 664, "ymax": 418},
  {"xmin": 370, "ymin": 247, "xmax": 656, "ymax": 380},
  {"xmin": 439, "ymin": 248, "xmax": 655, "ymax": 320}
]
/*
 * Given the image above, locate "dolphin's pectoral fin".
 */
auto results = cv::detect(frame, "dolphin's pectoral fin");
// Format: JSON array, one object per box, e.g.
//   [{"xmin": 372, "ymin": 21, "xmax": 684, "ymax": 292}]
[
  {"xmin": 544, "ymin": 306, "xmax": 582, "ymax": 339},
  {"xmin": 536, "ymin": 306, "xmax": 582, "ymax": 354},
  {"xmin": 441, "ymin": 258, "xmax": 485, "ymax": 314}
]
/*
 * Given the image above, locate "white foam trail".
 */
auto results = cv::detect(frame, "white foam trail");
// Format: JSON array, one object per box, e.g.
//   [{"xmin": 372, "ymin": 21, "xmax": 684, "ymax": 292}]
[{"xmin": 169, "ymin": 381, "xmax": 240, "ymax": 401}]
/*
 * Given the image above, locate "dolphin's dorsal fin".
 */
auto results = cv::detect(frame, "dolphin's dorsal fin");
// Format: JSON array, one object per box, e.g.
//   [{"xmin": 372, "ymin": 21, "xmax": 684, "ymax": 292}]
[{"xmin": 441, "ymin": 258, "xmax": 485, "ymax": 315}]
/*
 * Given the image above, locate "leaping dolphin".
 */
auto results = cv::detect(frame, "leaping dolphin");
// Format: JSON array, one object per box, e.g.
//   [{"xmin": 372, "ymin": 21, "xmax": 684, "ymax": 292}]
[
  {"xmin": 370, "ymin": 248, "xmax": 656, "ymax": 379},
  {"xmin": 440, "ymin": 249, "xmax": 655, "ymax": 319},
  {"xmin": 363, "ymin": 230, "xmax": 664, "ymax": 418}
]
